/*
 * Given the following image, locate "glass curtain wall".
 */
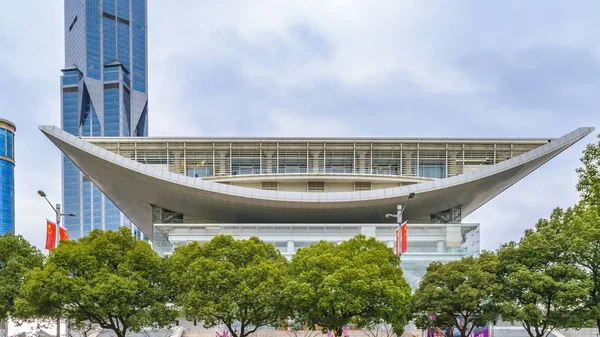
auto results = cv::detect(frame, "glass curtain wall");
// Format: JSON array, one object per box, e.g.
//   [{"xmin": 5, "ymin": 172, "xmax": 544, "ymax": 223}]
[
  {"xmin": 61, "ymin": 0, "xmax": 148, "ymax": 239},
  {"xmin": 0, "ymin": 125, "xmax": 15, "ymax": 235}
]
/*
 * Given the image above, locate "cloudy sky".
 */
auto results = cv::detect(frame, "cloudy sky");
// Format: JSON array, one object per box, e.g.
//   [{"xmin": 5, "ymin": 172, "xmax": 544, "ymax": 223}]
[{"xmin": 1, "ymin": 1, "xmax": 599, "ymax": 251}]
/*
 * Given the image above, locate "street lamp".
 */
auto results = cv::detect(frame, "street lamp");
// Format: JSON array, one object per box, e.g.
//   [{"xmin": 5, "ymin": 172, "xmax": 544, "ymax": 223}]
[
  {"xmin": 386, "ymin": 192, "xmax": 415, "ymax": 223},
  {"xmin": 386, "ymin": 192, "xmax": 415, "ymax": 256},
  {"xmin": 37, "ymin": 190, "xmax": 75, "ymax": 337},
  {"xmin": 38, "ymin": 190, "xmax": 75, "ymax": 229}
]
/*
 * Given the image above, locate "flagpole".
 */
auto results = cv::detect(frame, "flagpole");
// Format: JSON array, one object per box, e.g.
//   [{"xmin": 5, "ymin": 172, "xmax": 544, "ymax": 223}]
[
  {"xmin": 385, "ymin": 192, "xmax": 415, "ymax": 256},
  {"xmin": 55, "ymin": 203, "xmax": 61, "ymax": 248},
  {"xmin": 38, "ymin": 190, "xmax": 76, "ymax": 337},
  {"xmin": 54, "ymin": 203, "xmax": 61, "ymax": 337}
]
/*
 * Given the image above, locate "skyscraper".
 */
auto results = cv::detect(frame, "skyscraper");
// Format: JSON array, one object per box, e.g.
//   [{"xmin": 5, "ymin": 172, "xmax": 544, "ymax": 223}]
[
  {"xmin": 0, "ymin": 119, "xmax": 15, "ymax": 235},
  {"xmin": 61, "ymin": 0, "xmax": 148, "ymax": 239}
]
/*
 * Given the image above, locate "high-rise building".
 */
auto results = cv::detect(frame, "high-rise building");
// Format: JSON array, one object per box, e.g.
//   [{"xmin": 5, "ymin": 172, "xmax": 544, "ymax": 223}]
[
  {"xmin": 0, "ymin": 119, "xmax": 15, "ymax": 235},
  {"xmin": 60, "ymin": 0, "xmax": 148, "ymax": 239}
]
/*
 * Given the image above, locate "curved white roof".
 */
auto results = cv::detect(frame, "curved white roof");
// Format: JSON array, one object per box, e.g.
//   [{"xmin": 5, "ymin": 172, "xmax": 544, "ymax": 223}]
[{"xmin": 40, "ymin": 126, "xmax": 594, "ymax": 237}]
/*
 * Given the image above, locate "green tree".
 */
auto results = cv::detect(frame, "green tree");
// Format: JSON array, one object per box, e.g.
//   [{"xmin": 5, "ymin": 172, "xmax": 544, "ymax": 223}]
[
  {"xmin": 573, "ymin": 133, "xmax": 600, "ymax": 334},
  {"xmin": 0, "ymin": 233, "xmax": 44, "ymax": 321},
  {"xmin": 497, "ymin": 209, "xmax": 591, "ymax": 337},
  {"xmin": 284, "ymin": 235, "xmax": 411, "ymax": 337},
  {"xmin": 576, "ymin": 133, "xmax": 600, "ymax": 206},
  {"xmin": 168, "ymin": 235, "xmax": 289, "ymax": 337},
  {"xmin": 565, "ymin": 202, "xmax": 600, "ymax": 333},
  {"xmin": 15, "ymin": 227, "xmax": 176, "ymax": 337},
  {"xmin": 412, "ymin": 252, "xmax": 500, "ymax": 337}
]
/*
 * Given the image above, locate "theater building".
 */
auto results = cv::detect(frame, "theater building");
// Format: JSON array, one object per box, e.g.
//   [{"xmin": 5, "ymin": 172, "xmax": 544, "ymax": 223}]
[{"xmin": 41, "ymin": 125, "xmax": 593, "ymax": 288}]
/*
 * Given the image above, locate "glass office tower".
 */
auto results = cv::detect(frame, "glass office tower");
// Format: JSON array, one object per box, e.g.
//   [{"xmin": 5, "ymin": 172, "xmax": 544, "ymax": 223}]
[
  {"xmin": 61, "ymin": 0, "xmax": 148, "ymax": 239},
  {"xmin": 0, "ymin": 119, "xmax": 15, "ymax": 235}
]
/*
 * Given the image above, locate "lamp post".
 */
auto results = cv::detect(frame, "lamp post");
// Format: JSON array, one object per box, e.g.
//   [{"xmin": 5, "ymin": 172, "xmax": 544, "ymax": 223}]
[
  {"xmin": 37, "ymin": 190, "xmax": 75, "ymax": 337},
  {"xmin": 386, "ymin": 192, "xmax": 415, "ymax": 254}
]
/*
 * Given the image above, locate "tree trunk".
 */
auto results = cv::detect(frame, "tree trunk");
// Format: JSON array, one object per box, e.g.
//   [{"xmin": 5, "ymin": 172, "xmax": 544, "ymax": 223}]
[
  {"xmin": 335, "ymin": 327, "xmax": 343, "ymax": 337},
  {"xmin": 596, "ymin": 319, "xmax": 600, "ymax": 337},
  {"xmin": 57, "ymin": 315, "xmax": 61, "ymax": 337},
  {"xmin": 1, "ymin": 320, "xmax": 8, "ymax": 337},
  {"xmin": 112, "ymin": 328, "xmax": 126, "ymax": 337},
  {"xmin": 225, "ymin": 322, "xmax": 238, "ymax": 337}
]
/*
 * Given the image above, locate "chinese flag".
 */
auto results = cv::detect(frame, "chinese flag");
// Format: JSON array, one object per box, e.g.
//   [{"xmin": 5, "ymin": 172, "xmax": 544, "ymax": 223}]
[
  {"xmin": 45, "ymin": 221, "xmax": 57, "ymax": 250},
  {"xmin": 59, "ymin": 227, "xmax": 69, "ymax": 241},
  {"xmin": 401, "ymin": 221, "xmax": 408, "ymax": 254}
]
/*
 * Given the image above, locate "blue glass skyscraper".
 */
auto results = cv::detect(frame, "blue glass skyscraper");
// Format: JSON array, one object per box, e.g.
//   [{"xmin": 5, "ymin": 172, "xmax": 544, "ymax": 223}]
[
  {"xmin": 61, "ymin": 0, "xmax": 148, "ymax": 239},
  {"xmin": 0, "ymin": 119, "xmax": 15, "ymax": 235}
]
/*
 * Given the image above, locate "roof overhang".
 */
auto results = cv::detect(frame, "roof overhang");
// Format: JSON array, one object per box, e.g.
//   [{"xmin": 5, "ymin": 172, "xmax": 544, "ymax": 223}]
[{"xmin": 40, "ymin": 126, "xmax": 594, "ymax": 238}]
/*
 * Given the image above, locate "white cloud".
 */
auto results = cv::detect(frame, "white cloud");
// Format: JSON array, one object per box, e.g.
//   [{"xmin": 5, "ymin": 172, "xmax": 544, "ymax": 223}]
[
  {"xmin": 0, "ymin": 1, "xmax": 63, "ymax": 250},
  {"xmin": 149, "ymin": 0, "xmax": 485, "ymax": 93},
  {"xmin": 1, "ymin": 1, "xmax": 598, "ymax": 252},
  {"xmin": 265, "ymin": 109, "xmax": 351, "ymax": 137}
]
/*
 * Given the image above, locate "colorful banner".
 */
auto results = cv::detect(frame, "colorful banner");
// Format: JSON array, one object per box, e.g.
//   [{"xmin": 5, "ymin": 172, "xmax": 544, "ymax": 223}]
[
  {"xmin": 45, "ymin": 220, "xmax": 57, "ymax": 250},
  {"xmin": 401, "ymin": 221, "xmax": 408, "ymax": 254},
  {"xmin": 59, "ymin": 227, "xmax": 69, "ymax": 241},
  {"xmin": 473, "ymin": 327, "xmax": 489, "ymax": 337}
]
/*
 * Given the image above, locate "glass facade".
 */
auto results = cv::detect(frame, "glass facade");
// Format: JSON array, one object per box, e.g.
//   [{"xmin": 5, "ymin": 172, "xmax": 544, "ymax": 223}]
[
  {"xmin": 0, "ymin": 121, "xmax": 15, "ymax": 235},
  {"xmin": 88, "ymin": 138, "xmax": 545, "ymax": 180},
  {"xmin": 61, "ymin": 0, "xmax": 148, "ymax": 239}
]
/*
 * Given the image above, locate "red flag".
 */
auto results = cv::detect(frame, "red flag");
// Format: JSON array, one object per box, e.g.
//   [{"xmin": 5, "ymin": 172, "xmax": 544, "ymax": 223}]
[
  {"xmin": 401, "ymin": 221, "xmax": 408, "ymax": 254},
  {"xmin": 45, "ymin": 221, "xmax": 57, "ymax": 250},
  {"xmin": 59, "ymin": 227, "xmax": 69, "ymax": 241}
]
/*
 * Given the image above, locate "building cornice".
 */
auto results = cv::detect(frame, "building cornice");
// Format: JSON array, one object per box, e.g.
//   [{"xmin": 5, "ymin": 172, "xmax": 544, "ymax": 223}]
[{"xmin": 0, "ymin": 119, "xmax": 16, "ymax": 133}]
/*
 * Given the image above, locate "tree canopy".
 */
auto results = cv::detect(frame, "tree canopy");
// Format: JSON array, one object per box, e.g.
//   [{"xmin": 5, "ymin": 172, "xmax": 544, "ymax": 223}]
[
  {"xmin": 284, "ymin": 235, "xmax": 412, "ymax": 337},
  {"xmin": 497, "ymin": 209, "xmax": 591, "ymax": 337},
  {"xmin": 168, "ymin": 235, "xmax": 289, "ymax": 337},
  {"xmin": 570, "ymin": 133, "xmax": 600, "ymax": 334},
  {"xmin": 412, "ymin": 251, "xmax": 500, "ymax": 337},
  {"xmin": 576, "ymin": 133, "xmax": 600, "ymax": 205},
  {"xmin": 565, "ymin": 202, "xmax": 600, "ymax": 334},
  {"xmin": 0, "ymin": 233, "xmax": 44, "ymax": 321},
  {"xmin": 15, "ymin": 227, "xmax": 176, "ymax": 337}
]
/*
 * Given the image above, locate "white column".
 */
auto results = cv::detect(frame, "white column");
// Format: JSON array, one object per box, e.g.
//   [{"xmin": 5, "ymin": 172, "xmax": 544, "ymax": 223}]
[
  {"xmin": 437, "ymin": 240, "xmax": 445, "ymax": 253},
  {"xmin": 446, "ymin": 226, "xmax": 462, "ymax": 247}
]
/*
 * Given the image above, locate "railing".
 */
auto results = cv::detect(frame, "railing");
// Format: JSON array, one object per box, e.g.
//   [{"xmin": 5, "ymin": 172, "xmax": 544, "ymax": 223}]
[{"xmin": 94, "ymin": 139, "xmax": 547, "ymax": 181}]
